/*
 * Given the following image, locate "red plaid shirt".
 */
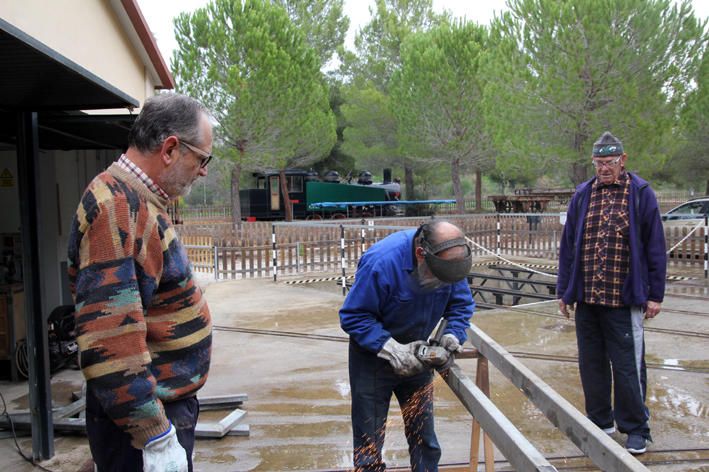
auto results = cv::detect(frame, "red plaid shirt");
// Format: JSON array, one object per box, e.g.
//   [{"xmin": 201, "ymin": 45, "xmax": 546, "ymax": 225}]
[{"xmin": 581, "ymin": 172, "xmax": 631, "ymax": 307}]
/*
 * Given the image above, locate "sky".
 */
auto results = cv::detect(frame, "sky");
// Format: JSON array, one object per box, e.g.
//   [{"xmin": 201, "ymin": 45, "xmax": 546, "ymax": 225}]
[{"xmin": 137, "ymin": 0, "xmax": 708, "ymax": 68}]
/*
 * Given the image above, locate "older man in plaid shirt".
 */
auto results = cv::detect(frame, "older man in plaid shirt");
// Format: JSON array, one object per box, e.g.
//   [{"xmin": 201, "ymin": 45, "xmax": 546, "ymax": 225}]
[{"xmin": 557, "ymin": 131, "xmax": 666, "ymax": 455}]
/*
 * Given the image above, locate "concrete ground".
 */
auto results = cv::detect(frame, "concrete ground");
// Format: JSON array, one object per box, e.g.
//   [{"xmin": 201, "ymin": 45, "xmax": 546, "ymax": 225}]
[{"xmin": 0, "ymin": 261, "xmax": 707, "ymax": 471}]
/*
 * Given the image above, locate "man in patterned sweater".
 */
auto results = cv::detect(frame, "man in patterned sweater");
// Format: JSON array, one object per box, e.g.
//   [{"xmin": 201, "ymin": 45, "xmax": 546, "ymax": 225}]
[
  {"xmin": 557, "ymin": 131, "xmax": 666, "ymax": 455},
  {"xmin": 68, "ymin": 93, "xmax": 213, "ymax": 472}
]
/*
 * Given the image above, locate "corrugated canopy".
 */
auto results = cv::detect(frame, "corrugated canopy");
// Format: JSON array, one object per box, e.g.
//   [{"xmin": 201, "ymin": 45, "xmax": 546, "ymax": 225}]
[
  {"xmin": 0, "ymin": 111, "xmax": 136, "ymax": 150},
  {"xmin": 0, "ymin": 18, "xmax": 139, "ymax": 111}
]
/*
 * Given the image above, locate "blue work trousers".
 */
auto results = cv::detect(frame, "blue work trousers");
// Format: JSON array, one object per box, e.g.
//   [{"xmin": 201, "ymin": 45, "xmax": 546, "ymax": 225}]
[
  {"xmin": 349, "ymin": 340, "xmax": 441, "ymax": 472},
  {"xmin": 86, "ymin": 389, "xmax": 200, "ymax": 472},
  {"xmin": 575, "ymin": 302, "xmax": 650, "ymax": 438}
]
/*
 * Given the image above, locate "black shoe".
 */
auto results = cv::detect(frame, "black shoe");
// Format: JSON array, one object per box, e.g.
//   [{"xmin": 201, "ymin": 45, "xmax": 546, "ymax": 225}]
[{"xmin": 625, "ymin": 434, "xmax": 647, "ymax": 454}]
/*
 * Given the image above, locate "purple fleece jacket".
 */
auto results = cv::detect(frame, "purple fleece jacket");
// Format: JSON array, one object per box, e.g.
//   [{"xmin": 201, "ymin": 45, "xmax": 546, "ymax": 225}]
[{"xmin": 557, "ymin": 172, "xmax": 667, "ymax": 307}]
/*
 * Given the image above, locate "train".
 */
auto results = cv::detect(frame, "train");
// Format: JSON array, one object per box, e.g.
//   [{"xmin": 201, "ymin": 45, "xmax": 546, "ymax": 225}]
[{"xmin": 239, "ymin": 169, "xmax": 401, "ymax": 220}]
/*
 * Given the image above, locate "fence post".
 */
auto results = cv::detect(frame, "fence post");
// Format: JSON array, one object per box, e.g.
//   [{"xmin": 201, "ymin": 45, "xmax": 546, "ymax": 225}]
[
  {"xmin": 496, "ymin": 213, "xmax": 501, "ymax": 256},
  {"xmin": 272, "ymin": 224, "xmax": 278, "ymax": 282},
  {"xmin": 704, "ymin": 215, "xmax": 709, "ymax": 279},
  {"xmin": 213, "ymin": 245, "xmax": 218, "ymax": 280},
  {"xmin": 296, "ymin": 241, "xmax": 301, "ymax": 273},
  {"xmin": 360, "ymin": 218, "xmax": 366, "ymax": 256},
  {"xmin": 552, "ymin": 230, "xmax": 557, "ymax": 260},
  {"xmin": 340, "ymin": 224, "xmax": 347, "ymax": 296}
]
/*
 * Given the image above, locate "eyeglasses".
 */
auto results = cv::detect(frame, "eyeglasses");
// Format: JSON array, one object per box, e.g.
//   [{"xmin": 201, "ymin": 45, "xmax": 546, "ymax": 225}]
[
  {"xmin": 591, "ymin": 155, "xmax": 622, "ymax": 169},
  {"xmin": 180, "ymin": 139, "xmax": 213, "ymax": 169}
]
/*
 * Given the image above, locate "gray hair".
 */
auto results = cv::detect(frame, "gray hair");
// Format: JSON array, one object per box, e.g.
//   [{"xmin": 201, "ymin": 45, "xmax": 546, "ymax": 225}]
[{"xmin": 128, "ymin": 93, "xmax": 209, "ymax": 153}]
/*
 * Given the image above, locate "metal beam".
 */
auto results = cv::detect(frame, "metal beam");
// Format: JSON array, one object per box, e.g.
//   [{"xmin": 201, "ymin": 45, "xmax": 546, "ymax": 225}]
[
  {"xmin": 16, "ymin": 111, "xmax": 54, "ymax": 459},
  {"xmin": 466, "ymin": 325, "xmax": 650, "ymax": 472},
  {"xmin": 443, "ymin": 365, "xmax": 557, "ymax": 471}
]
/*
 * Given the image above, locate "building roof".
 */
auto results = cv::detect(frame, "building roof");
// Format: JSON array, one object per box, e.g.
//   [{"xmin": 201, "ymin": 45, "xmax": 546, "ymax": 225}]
[{"xmin": 114, "ymin": 0, "xmax": 175, "ymax": 90}]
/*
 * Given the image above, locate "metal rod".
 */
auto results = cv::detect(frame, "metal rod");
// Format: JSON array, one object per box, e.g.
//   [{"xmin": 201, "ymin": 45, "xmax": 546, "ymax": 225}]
[{"xmin": 17, "ymin": 111, "xmax": 54, "ymax": 460}]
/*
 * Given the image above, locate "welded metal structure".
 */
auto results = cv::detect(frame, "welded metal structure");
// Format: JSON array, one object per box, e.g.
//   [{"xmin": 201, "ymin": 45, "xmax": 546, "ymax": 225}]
[{"xmin": 443, "ymin": 325, "xmax": 651, "ymax": 472}]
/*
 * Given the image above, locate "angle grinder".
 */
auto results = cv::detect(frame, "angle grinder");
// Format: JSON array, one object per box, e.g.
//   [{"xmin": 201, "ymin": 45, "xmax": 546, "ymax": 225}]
[{"xmin": 415, "ymin": 319, "xmax": 451, "ymax": 368}]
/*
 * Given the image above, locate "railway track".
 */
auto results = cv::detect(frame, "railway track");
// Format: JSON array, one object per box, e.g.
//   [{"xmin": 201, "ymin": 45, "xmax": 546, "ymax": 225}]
[
  {"xmin": 439, "ymin": 447, "xmax": 709, "ymax": 471},
  {"xmin": 478, "ymin": 304, "xmax": 709, "ymax": 340},
  {"xmin": 212, "ymin": 325, "xmax": 709, "ymax": 374},
  {"xmin": 661, "ymin": 307, "xmax": 709, "ymax": 317}
]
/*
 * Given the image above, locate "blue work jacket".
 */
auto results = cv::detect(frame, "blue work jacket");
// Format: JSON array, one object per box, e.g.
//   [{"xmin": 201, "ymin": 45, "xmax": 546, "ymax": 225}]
[{"xmin": 339, "ymin": 229, "xmax": 475, "ymax": 353}]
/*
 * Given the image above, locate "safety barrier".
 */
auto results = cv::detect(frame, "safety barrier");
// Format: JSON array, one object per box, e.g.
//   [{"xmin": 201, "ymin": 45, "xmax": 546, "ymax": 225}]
[{"xmin": 176, "ymin": 213, "xmax": 709, "ymax": 280}]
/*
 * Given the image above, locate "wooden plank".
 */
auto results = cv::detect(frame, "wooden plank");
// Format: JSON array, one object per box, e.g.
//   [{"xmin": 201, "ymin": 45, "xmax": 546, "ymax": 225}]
[
  {"xmin": 443, "ymin": 365, "xmax": 557, "ymax": 471},
  {"xmin": 466, "ymin": 325, "xmax": 650, "ymax": 472}
]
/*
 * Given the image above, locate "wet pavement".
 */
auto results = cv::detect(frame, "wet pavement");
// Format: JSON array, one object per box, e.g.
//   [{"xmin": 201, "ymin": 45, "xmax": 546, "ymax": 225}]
[{"xmin": 0, "ymin": 261, "xmax": 707, "ymax": 471}]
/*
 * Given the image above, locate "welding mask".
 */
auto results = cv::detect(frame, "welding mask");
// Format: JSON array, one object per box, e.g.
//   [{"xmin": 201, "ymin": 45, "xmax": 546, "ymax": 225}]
[{"xmin": 415, "ymin": 224, "xmax": 473, "ymax": 284}]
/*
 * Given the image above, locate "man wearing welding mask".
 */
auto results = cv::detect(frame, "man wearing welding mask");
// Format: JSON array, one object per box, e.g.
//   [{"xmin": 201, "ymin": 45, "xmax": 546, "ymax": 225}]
[{"xmin": 340, "ymin": 221, "xmax": 475, "ymax": 472}]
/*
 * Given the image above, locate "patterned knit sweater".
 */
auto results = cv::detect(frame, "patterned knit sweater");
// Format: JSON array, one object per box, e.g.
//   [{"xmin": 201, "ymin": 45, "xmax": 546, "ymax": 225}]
[{"xmin": 68, "ymin": 162, "xmax": 212, "ymax": 448}]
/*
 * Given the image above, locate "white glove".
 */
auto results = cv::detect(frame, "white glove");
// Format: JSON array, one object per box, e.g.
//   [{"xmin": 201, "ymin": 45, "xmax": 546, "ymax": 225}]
[
  {"xmin": 143, "ymin": 423, "xmax": 188, "ymax": 472},
  {"xmin": 440, "ymin": 334, "xmax": 462, "ymax": 353},
  {"xmin": 377, "ymin": 338, "xmax": 428, "ymax": 376}
]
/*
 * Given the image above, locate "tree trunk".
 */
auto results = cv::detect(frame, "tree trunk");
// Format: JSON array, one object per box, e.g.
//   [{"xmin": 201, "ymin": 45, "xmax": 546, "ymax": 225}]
[
  {"xmin": 404, "ymin": 164, "xmax": 415, "ymax": 200},
  {"xmin": 571, "ymin": 162, "xmax": 588, "ymax": 186},
  {"xmin": 279, "ymin": 169, "xmax": 293, "ymax": 222},
  {"xmin": 230, "ymin": 162, "xmax": 242, "ymax": 227},
  {"xmin": 705, "ymin": 178, "xmax": 709, "ymax": 196},
  {"xmin": 475, "ymin": 167, "xmax": 482, "ymax": 211},
  {"xmin": 451, "ymin": 158, "xmax": 465, "ymax": 214},
  {"xmin": 571, "ymin": 131, "xmax": 589, "ymax": 186}
]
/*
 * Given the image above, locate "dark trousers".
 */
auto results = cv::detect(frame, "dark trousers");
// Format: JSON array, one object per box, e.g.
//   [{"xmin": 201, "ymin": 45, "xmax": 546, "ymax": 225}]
[
  {"xmin": 575, "ymin": 302, "xmax": 650, "ymax": 438},
  {"xmin": 86, "ymin": 389, "xmax": 200, "ymax": 472},
  {"xmin": 349, "ymin": 341, "xmax": 441, "ymax": 472}
]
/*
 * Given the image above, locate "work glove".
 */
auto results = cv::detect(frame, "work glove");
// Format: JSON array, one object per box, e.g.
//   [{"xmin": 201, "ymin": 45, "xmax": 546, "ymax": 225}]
[
  {"xmin": 440, "ymin": 334, "xmax": 462, "ymax": 353},
  {"xmin": 377, "ymin": 338, "xmax": 428, "ymax": 377},
  {"xmin": 143, "ymin": 423, "xmax": 188, "ymax": 472}
]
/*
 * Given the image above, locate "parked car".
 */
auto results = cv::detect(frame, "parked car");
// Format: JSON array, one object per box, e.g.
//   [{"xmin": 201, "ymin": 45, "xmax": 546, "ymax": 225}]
[{"xmin": 662, "ymin": 197, "xmax": 709, "ymax": 227}]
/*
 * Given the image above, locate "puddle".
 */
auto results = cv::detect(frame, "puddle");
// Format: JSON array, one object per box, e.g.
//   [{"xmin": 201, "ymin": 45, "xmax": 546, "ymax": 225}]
[
  {"xmin": 254, "ymin": 400, "xmax": 348, "ymax": 417},
  {"xmin": 645, "ymin": 355, "xmax": 709, "ymax": 372},
  {"xmin": 649, "ymin": 385, "xmax": 708, "ymax": 420},
  {"xmin": 223, "ymin": 306, "xmax": 340, "ymax": 332}
]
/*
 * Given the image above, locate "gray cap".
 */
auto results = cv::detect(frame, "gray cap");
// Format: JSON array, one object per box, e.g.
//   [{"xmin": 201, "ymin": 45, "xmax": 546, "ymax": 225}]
[{"xmin": 592, "ymin": 131, "xmax": 624, "ymax": 157}]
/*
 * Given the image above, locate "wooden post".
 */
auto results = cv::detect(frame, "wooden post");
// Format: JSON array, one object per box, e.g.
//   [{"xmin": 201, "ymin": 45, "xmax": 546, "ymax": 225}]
[{"xmin": 470, "ymin": 356, "xmax": 494, "ymax": 471}]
